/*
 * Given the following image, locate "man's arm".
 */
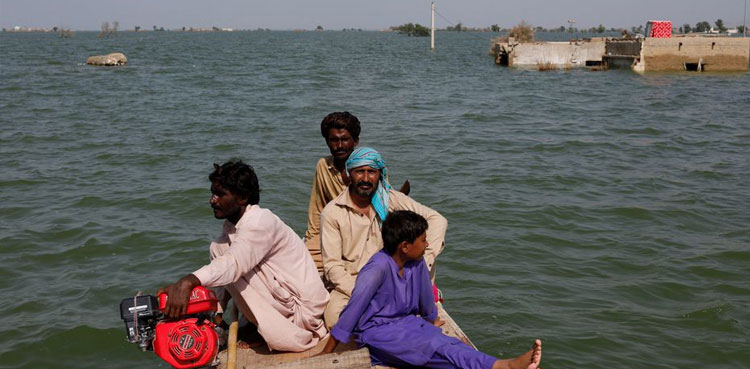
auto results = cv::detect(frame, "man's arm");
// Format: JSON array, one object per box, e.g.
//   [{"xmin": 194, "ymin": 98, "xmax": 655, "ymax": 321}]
[
  {"xmin": 304, "ymin": 159, "xmax": 328, "ymax": 241},
  {"xmin": 390, "ymin": 191, "xmax": 447, "ymax": 272},
  {"xmin": 320, "ymin": 207, "xmax": 357, "ymax": 296},
  {"xmin": 192, "ymin": 217, "xmax": 274, "ymax": 288}
]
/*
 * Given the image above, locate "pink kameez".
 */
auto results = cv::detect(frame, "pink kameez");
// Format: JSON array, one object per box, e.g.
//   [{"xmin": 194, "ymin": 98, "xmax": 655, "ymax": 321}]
[{"xmin": 193, "ymin": 205, "xmax": 329, "ymax": 352}]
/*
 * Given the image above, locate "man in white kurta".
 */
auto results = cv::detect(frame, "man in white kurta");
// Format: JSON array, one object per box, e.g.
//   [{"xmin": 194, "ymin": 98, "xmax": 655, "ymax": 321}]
[
  {"xmin": 159, "ymin": 161, "xmax": 328, "ymax": 352},
  {"xmin": 192, "ymin": 204, "xmax": 329, "ymax": 352}
]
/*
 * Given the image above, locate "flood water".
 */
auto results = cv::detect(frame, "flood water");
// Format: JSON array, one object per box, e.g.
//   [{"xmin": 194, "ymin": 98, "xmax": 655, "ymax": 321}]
[{"xmin": 1, "ymin": 30, "xmax": 749, "ymax": 368}]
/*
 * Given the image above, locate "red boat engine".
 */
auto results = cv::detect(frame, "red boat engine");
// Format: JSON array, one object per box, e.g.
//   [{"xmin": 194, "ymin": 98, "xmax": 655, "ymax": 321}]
[{"xmin": 120, "ymin": 287, "xmax": 220, "ymax": 369}]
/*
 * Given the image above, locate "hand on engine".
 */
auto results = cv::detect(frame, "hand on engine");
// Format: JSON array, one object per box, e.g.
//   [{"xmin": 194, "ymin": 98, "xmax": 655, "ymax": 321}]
[{"xmin": 157, "ymin": 274, "xmax": 201, "ymax": 319}]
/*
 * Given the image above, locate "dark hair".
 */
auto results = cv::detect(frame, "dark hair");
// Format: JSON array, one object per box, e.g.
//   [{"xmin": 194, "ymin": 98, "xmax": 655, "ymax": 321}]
[
  {"xmin": 208, "ymin": 160, "xmax": 260, "ymax": 205},
  {"xmin": 381, "ymin": 210, "xmax": 428, "ymax": 255},
  {"xmin": 320, "ymin": 111, "xmax": 361, "ymax": 140}
]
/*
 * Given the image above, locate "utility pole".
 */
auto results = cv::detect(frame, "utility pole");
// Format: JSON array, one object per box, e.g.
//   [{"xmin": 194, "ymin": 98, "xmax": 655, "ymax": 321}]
[
  {"xmin": 431, "ymin": 1, "xmax": 436, "ymax": 49},
  {"xmin": 568, "ymin": 19, "xmax": 577, "ymax": 40}
]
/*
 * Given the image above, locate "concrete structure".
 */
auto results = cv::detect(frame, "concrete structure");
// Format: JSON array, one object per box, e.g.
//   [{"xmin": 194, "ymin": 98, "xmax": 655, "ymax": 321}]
[
  {"xmin": 634, "ymin": 36, "xmax": 749, "ymax": 72},
  {"xmin": 493, "ymin": 36, "xmax": 750, "ymax": 72},
  {"xmin": 493, "ymin": 38, "xmax": 606, "ymax": 68}
]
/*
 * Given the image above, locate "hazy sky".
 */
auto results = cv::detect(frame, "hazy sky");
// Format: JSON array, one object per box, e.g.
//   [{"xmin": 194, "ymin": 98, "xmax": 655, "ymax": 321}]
[{"xmin": 1, "ymin": 0, "xmax": 748, "ymax": 30}]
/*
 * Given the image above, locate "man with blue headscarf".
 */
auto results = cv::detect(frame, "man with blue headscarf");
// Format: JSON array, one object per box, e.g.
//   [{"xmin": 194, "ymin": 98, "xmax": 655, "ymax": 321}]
[{"xmin": 320, "ymin": 147, "xmax": 447, "ymax": 329}]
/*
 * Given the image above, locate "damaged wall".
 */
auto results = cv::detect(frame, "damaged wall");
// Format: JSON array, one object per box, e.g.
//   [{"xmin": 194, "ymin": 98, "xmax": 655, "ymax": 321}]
[
  {"xmin": 638, "ymin": 37, "xmax": 750, "ymax": 72},
  {"xmin": 498, "ymin": 40, "xmax": 605, "ymax": 67}
]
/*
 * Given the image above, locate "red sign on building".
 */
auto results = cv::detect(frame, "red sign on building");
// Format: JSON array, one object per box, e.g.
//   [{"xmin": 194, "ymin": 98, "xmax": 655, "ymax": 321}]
[{"xmin": 646, "ymin": 20, "xmax": 672, "ymax": 38}]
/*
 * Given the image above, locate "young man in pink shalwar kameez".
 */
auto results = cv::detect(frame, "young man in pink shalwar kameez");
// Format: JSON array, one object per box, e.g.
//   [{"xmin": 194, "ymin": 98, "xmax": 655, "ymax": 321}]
[{"xmin": 159, "ymin": 161, "xmax": 329, "ymax": 352}]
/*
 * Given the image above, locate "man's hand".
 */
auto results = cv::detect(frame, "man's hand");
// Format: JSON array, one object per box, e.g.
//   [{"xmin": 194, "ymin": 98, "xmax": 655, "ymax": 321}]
[{"xmin": 156, "ymin": 274, "xmax": 201, "ymax": 319}]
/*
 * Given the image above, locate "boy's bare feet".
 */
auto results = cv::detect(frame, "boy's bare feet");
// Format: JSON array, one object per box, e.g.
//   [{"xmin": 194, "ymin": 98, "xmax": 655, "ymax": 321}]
[{"xmin": 492, "ymin": 339, "xmax": 542, "ymax": 369}]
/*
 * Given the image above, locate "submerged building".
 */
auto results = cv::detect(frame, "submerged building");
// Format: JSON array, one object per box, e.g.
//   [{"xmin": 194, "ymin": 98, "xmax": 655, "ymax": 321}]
[{"xmin": 492, "ymin": 36, "xmax": 750, "ymax": 72}]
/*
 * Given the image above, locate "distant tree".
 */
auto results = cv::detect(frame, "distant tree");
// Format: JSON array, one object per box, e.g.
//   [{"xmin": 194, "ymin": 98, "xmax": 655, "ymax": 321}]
[
  {"xmin": 316, "ymin": 25, "xmax": 323, "ymax": 31},
  {"xmin": 596, "ymin": 24, "xmax": 606, "ymax": 33},
  {"xmin": 715, "ymin": 19, "xmax": 726, "ymax": 33},
  {"xmin": 99, "ymin": 21, "xmax": 110, "ymax": 38},
  {"xmin": 134, "ymin": 26, "xmax": 140, "ymax": 32},
  {"xmin": 450, "ymin": 22, "xmax": 463, "ymax": 32},
  {"xmin": 683, "ymin": 24, "xmax": 692, "ymax": 33},
  {"xmin": 392, "ymin": 23, "xmax": 430, "ymax": 37},
  {"xmin": 57, "ymin": 26, "xmax": 73, "ymax": 38},
  {"xmin": 98, "ymin": 21, "xmax": 119, "ymax": 37},
  {"xmin": 491, "ymin": 24, "xmax": 500, "ymax": 32},
  {"xmin": 678, "ymin": 26, "xmax": 683, "ymax": 33},
  {"xmin": 738, "ymin": 25, "xmax": 746, "ymax": 34},
  {"xmin": 695, "ymin": 21, "xmax": 711, "ymax": 32},
  {"xmin": 153, "ymin": 25, "xmax": 157, "ymax": 31}
]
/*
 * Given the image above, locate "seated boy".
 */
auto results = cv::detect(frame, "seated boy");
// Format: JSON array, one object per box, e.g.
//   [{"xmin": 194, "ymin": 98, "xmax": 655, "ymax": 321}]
[{"xmin": 321, "ymin": 210, "xmax": 542, "ymax": 369}]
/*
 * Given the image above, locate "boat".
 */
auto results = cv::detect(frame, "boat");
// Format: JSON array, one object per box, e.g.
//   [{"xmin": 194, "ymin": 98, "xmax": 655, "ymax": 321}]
[{"xmin": 214, "ymin": 302, "xmax": 474, "ymax": 368}]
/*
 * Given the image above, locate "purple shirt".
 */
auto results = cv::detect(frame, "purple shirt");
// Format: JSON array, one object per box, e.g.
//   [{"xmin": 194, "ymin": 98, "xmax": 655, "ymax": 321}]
[{"xmin": 332, "ymin": 250, "xmax": 460, "ymax": 366}]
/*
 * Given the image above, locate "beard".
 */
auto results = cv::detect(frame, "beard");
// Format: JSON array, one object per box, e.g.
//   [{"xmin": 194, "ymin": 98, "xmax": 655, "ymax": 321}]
[{"xmin": 354, "ymin": 181, "xmax": 377, "ymax": 198}]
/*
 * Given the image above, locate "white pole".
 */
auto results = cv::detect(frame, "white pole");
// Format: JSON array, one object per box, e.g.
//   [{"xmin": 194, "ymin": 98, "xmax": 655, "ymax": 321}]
[{"xmin": 431, "ymin": 1, "xmax": 435, "ymax": 49}]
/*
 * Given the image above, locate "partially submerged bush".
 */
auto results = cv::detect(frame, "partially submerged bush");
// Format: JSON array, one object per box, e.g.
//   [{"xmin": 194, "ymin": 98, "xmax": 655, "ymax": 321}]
[
  {"xmin": 536, "ymin": 60, "xmax": 572, "ymax": 71},
  {"xmin": 537, "ymin": 60, "xmax": 557, "ymax": 71},
  {"xmin": 509, "ymin": 20, "xmax": 535, "ymax": 42},
  {"xmin": 391, "ymin": 23, "xmax": 430, "ymax": 37}
]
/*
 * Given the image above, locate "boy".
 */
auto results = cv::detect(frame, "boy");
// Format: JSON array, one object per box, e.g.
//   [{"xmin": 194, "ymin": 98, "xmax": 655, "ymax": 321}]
[{"xmin": 321, "ymin": 210, "xmax": 542, "ymax": 369}]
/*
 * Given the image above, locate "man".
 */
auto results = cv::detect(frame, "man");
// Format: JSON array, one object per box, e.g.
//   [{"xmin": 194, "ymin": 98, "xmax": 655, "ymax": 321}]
[
  {"xmin": 159, "ymin": 161, "xmax": 329, "ymax": 352},
  {"xmin": 304, "ymin": 112, "xmax": 361, "ymax": 273},
  {"xmin": 320, "ymin": 147, "xmax": 447, "ymax": 329}
]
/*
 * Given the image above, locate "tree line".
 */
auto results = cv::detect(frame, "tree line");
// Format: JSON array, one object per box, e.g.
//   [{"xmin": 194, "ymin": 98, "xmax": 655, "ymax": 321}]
[
  {"xmin": 680, "ymin": 19, "xmax": 745, "ymax": 34},
  {"xmin": 392, "ymin": 19, "xmax": 747, "ymax": 36}
]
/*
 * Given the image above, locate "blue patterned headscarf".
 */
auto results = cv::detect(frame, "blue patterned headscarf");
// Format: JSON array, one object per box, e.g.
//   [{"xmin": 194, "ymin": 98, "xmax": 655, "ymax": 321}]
[{"xmin": 345, "ymin": 147, "xmax": 393, "ymax": 222}]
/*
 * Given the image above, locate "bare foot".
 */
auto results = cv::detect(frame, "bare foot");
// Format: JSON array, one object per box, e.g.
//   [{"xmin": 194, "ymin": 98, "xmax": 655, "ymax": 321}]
[
  {"xmin": 492, "ymin": 339, "xmax": 542, "ymax": 369},
  {"xmin": 236, "ymin": 324, "xmax": 265, "ymax": 349}
]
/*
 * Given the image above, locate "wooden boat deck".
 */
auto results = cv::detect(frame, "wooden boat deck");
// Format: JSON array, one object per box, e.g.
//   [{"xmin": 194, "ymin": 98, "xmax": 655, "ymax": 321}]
[{"xmin": 214, "ymin": 302, "xmax": 473, "ymax": 369}]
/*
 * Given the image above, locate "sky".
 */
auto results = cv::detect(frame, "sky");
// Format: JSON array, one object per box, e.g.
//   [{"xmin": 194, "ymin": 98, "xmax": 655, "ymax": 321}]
[{"xmin": 1, "ymin": 0, "xmax": 748, "ymax": 31}]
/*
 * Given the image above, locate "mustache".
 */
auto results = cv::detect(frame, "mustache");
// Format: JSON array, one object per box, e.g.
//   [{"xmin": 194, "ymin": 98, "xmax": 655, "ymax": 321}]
[{"xmin": 355, "ymin": 181, "xmax": 376, "ymax": 188}]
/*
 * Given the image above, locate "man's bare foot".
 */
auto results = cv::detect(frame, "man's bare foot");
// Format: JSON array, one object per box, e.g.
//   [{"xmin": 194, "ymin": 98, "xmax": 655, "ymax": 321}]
[
  {"xmin": 492, "ymin": 339, "xmax": 542, "ymax": 369},
  {"xmin": 236, "ymin": 324, "xmax": 265, "ymax": 349}
]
